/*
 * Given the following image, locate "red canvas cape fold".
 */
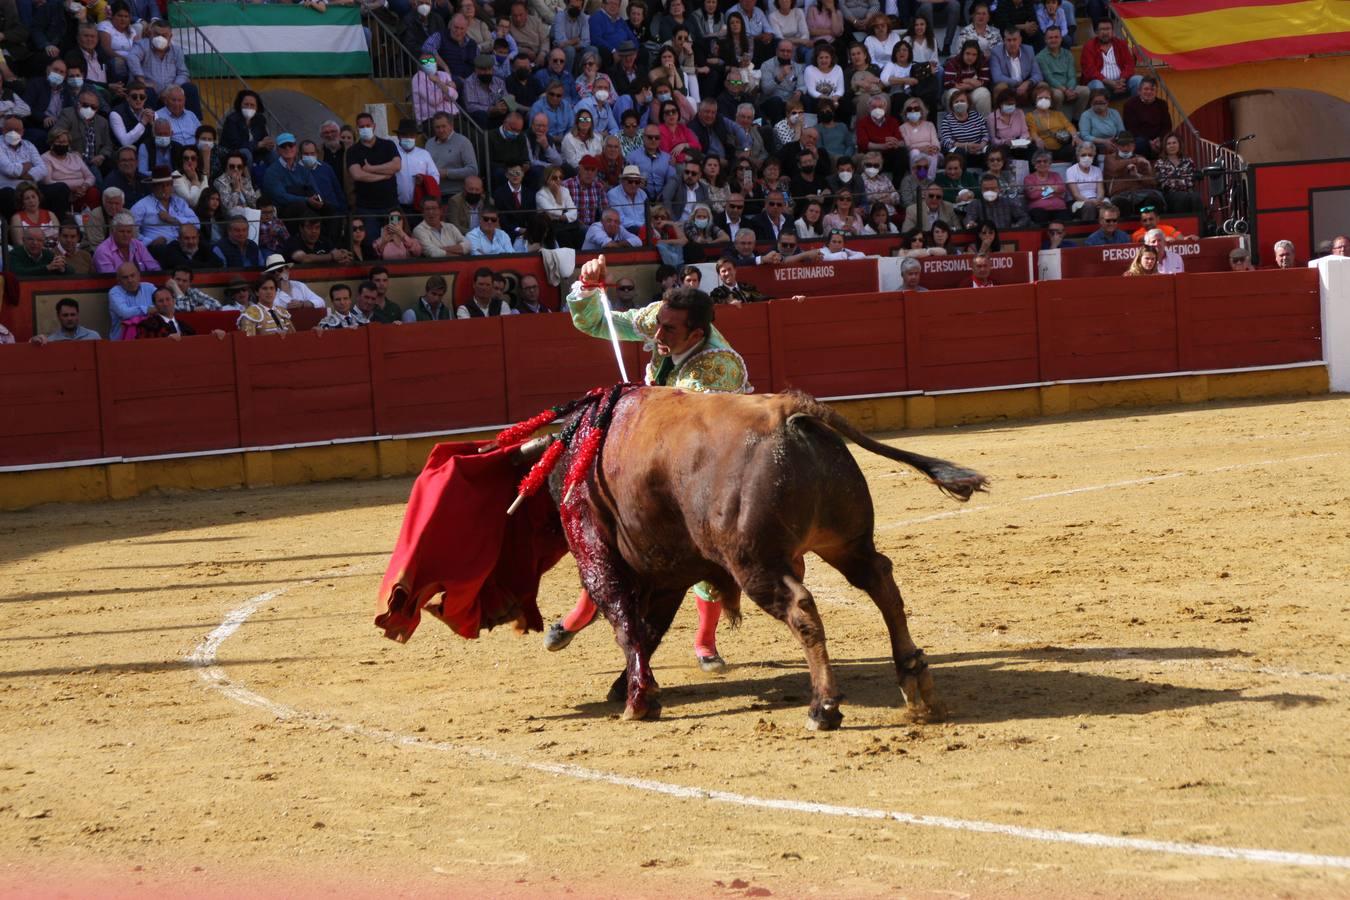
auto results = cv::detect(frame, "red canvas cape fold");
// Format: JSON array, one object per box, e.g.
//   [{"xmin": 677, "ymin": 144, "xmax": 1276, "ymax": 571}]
[{"xmin": 376, "ymin": 440, "xmax": 569, "ymax": 642}]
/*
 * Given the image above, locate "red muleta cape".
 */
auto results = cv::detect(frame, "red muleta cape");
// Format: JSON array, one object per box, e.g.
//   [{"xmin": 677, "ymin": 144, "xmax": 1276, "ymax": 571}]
[{"xmin": 375, "ymin": 440, "xmax": 569, "ymax": 642}]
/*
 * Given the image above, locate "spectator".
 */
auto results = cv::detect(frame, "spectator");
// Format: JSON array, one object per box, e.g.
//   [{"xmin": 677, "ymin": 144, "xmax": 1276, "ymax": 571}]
[
  {"xmin": 901, "ymin": 183, "xmax": 954, "ymax": 233},
  {"xmin": 708, "ymin": 255, "xmax": 764, "ymax": 304},
  {"xmin": 1102, "ymin": 134, "xmax": 1164, "ymax": 216},
  {"xmin": 661, "ymin": 157, "xmax": 710, "ymax": 224},
  {"xmin": 561, "ymin": 107, "xmax": 603, "ymax": 170},
  {"xmin": 465, "ymin": 204, "xmax": 514, "ymax": 254},
  {"xmin": 938, "ymin": 88, "xmax": 989, "ymax": 165},
  {"xmin": 414, "ymin": 196, "xmax": 469, "ymax": 256},
  {"xmin": 971, "ymin": 219, "xmax": 1003, "ymax": 254},
  {"xmin": 530, "ymin": 79, "xmax": 575, "ymax": 145},
  {"xmin": 759, "ymin": 40, "xmax": 803, "ymax": 124},
  {"xmin": 362, "ymin": 270, "xmax": 404, "ymax": 324},
  {"xmin": 300, "ymin": 139, "xmax": 346, "ymax": 222},
  {"xmin": 426, "ymin": 111, "xmax": 478, "ymax": 197},
  {"xmin": 1144, "ymin": 228, "xmax": 1184, "ymax": 274},
  {"xmin": 345, "ymin": 217, "xmax": 377, "ymax": 264},
  {"xmin": 1122, "ymin": 77, "xmax": 1171, "ymax": 158},
  {"xmin": 507, "ymin": 0, "xmax": 550, "ymax": 64},
  {"xmin": 486, "ymin": 110, "xmax": 529, "ymax": 186},
  {"xmin": 1124, "ymin": 244, "xmax": 1159, "ymax": 276},
  {"xmin": 900, "ymin": 255, "xmax": 927, "ymax": 290},
  {"xmin": 589, "ymin": 0, "xmax": 636, "ymax": 57},
  {"xmin": 820, "ymin": 228, "xmax": 864, "ymax": 260},
  {"xmin": 423, "ymin": 14, "xmax": 478, "ymax": 82},
  {"xmin": 400, "ymin": 275, "xmax": 454, "ymax": 322},
  {"xmin": 607, "ymin": 274, "xmax": 641, "ymax": 310},
  {"xmin": 283, "ymin": 216, "xmax": 348, "ymax": 265},
  {"xmin": 1228, "ymin": 247, "xmax": 1254, "ymax": 271},
  {"xmin": 793, "ymin": 198, "xmax": 825, "ymax": 239},
  {"xmin": 110, "ymin": 81, "xmax": 155, "ymax": 150},
  {"xmin": 1080, "ymin": 19, "xmax": 1141, "ymax": 99},
  {"xmin": 94, "ymin": 210, "xmax": 160, "ymax": 272},
  {"xmin": 1131, "ymin": 205, "xmax": 1192, "ymax": 242},
  {"xmin": 237, "ymin": 273, "xmax": 296, "ymax": 336},
  {"xmin": 394, "ymin": 119, "xmax": 439, "ymax": 211},
  {"xmin": 82, "ymin": 186, "xmax": 124, "ymax": 246},
  {"xmin": 21, "ymin": 58, "xmax": 69, "ymax": 149},
  {"xmin": 108, "ymin": 260, "xmax": 156, "ymax": 339},
  {"xmin": 1155, "ymin": 134, "xmax": 1199, "ymax": 214},
  {"xmin": 10, "ymin": 224, "xmax": 70, "ymax": 274},
  {"xmin": 318, "ymin": 119, "xmax": 351, "ymax": 199},
  {"xmin": 604, "ymin": 164, "xmax": 646, "ymax": 230},
  {"xmin": 458, "ymin": 266, "xmax": 519, "ymax": 318},
  {"xmin": 221, "ymin": 89, "xmax": 274, "ymax": 166},
  {"xmin": 1330, "ymin": 235, "xmax": 1349, "ymax": 257},
  {"xmin": 751, "ymin": 189, "xmax": 792, "ymax": 242},
  {"xmin": 955, "ymin": 2, "xmax": 1002, "ymax": 58},
  {"xmin": 165, "ymin": 265, "xmax": 222, "ymax": 310},
  {"xmin": 105, "ymin": 145, "xmax": 144, "ymax": 203},
  {"xmin": 1042, "ymin": 220, "xmax": 1075, "ymax": 249},
  {"xmin": 172, "ymin": 143, "xmax": 210, "ymax": 207},
  {"xmin": 1036, "ymin": 26, "xmax": 1086, "ymax": 120},
  {"xmin": 373, "ymin": 208, "xmax": 424, "ymax": 259},
  {"xmin": 965, "ymin": 172, "xmax": 1030, "ymax": 229},
  {"xmin": 153, "ymin": 85, "xmax": 201, "ymax": 148},
  {"xmin": 401, "ymin": 3, "xmax": 447, "ymax": 62},
  {"xmin": 1065, "ymin": 142, "xmax": 1106, "ymax": 221},
  {"xmin": 803, "ymin": 43, "xmax": 844, "ymax": 111},
  {"xmin": 317, "ymin": 283, "xmax": 367, "ymax": 330},
  {"xmin": 1023, "ymin": 150, "xmax": 1070, "ymax": 223},
  {"xmin": 581, "ymin": 206, "xmax": 641, "ymax": 249},
  {"xmin": 492, "ymin": 162, "xmax": 535, "ymax": 237},
  {"xmin": 0, "ymin": 116, "xmax": 68, "ymax": 218},
  {"xmin": 625, "ymin": 122, "xmax": 677, "ymax": 199},
  {"xmin": 463, "ymin": 53, "xmax": 510, "ymax": 129},
  {"xmin": 1272, "ymin": 240, "xmax": 1296, "ymax": 269},
  {"xmin": 987, "ymin": 87, "xmax": 1031, "ymax": 159},
  {"xmin": 159, "ymin": 222, "xmax": 220, "ymax": 270},
  {"xmin": 899, "ymin": 96, "xmax": 941, "ymax": 174},
  {"xmin": 989, "ymin": 28, "xmax": 1041, "ymax": 105},
  {"xmin": 258, "ymin": 255, "xmax": 322, "ymax": 310},
  {"xmin": 56, "ymin": 221, "xmax": 93, "ymax": 274},
  {"xmin": 460, "ymin": 0, "xmax": 494, "ymax": 48},
  {"xmin": 195, "ymin": 186, "xmax": 230, "ymax": 244},
  {"xmin": 446, "ymin": 173, "xmax": 487, "ymax": 233},
  {"xmin": 639, "ymin": 202, "xmax": 687, "ymax": 259},
  {"xmin": 31, "ymin": 298, "xmax": 101, "ymax": 344},
  {"xmin": 9, "ymin": 181, "xmax": 60, "ymax": 245},
  {"xmin": 534, "ymin": 164, "xmax": 580, "ymax": 240},
  {"xmin": 412, "ymin": 54, "xmax": 460, "ymax": 127},
  {"xmin": 684, "ymin": 201, "xmax": 728, "ymax": 248},
  {"xmin": 1026, "ymin": 80, "xmax": 1081, "ymax": 163},
  {"xmin": 935, "ymin": 153, "xmax": 979, "ymax": 204},
  {"xmin": 560, "ymin": 155, "xmax": 604, "ymax": 227},
  {"xmin": 1083, "ymin": 204, "xmax": 1129, "ymax": 245},
  {"xmin": 138, "ymin": 118, "xmax": 175, "ymax": 177},
  {"xmin": 263, "ymin": 132, "xmax": 320, "ymax": 222},
  {"xmin": 139, "ymin": 286, "xmax": 214, "ymax": 340},
  {"xmin": 1077, "ymin": 89, "xmax": 1123, "ymax": 153},
  {"xmin": 211, "ymin": 214, "xmax": 264, "ymax": 268},
  {"xmin": 687, "ymin": 98, "xmax": 746, "ymax": 164},
  {"xmin": 514, "ymin": 274, "xmax": 549, "ymax": 313},
  {"xmin": 54, "ymin": 90, "xmax": 113, "ymax": 177},
  {"xmin": 128, "ymin": 21, "xmax": 194, "ymax": 108},
  {"xmin": 1035, "ymin": 0, "xmax": 1074, "ymax": 49},
  {"xmin": 220, "ymin": 278, "xmax": 251, "ymax": 310},
  {"xmin": 131, "ymin": 164, "xmax": 199, "ymax": 261},
  {"xmin": 347, "ymin": 112, "xmax": 402, "ymax": 222},
  {"xmin": 822, "ymin": 190, "xmax": 864, "ymax": 235}
]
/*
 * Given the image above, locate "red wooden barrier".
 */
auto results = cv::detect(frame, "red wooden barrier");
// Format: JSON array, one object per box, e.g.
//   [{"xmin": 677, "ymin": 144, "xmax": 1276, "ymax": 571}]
[
  {"xmin": 0, "ymin": 341, "xmax": 102, "ymax": 465},
  {"xmin": 917, "ymin": 252, "xmax": 1033, "ymax": 290},
  {"xmin": 233, "ymin": 329, "xmax": 375, "ymax": 446},
  {"xmin": 500, "ymin": 310, "xmax": 644, "ymax": 422},
  {"xmin": 905, "ymin": 284, "xmax": 1040, "ymax": 391},
  {"xmin": 1054, "ymin": 236, "xmax": 1242, "ymax": 279},
  {"xmin": 767, "ymin": 293, "xmax": 906, "ymax": 396},
  {"xmin": 734, "ymin": 257, "xmax": 880, "ymax": 299},
  {"xmin": 711, "ymin": 302, "xmax": 773, "ymax": 392},
  {"xmin": 368, "ymin": 318, "xmax": 509, "ymax": 435},
  {"xmin": 1036, "ymin": 276, "xmax": 1179, "ymax": 381},
  {"xmin": 1176, "ymin": 269, "xmax": 1322, "ymax": 371},
  {"xmin": 96, "ymin": 335, "xmax": 240, "ymax": 457},
  {"xmin": 180, "ymin": 308, "xmax": 325, "ymax": 333}
]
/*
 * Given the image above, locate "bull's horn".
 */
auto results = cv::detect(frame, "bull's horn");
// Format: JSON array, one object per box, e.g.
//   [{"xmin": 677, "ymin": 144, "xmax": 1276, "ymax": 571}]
[{"xmin": 508, "ymin": 435, "xmax": 554, "ymax": 465}]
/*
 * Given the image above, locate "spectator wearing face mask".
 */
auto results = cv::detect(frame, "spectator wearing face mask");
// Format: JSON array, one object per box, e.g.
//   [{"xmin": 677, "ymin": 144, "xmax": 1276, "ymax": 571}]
[
  {"xmin": 137, "ymin": 119, "xmax": 176, "ymax": 179},
  {"xmin": 221, "ymin": 90, "xmax": 274, "ymax": 166},
  {"xmin": 401, "ymin": 3, "xmax": 447, "ymax": 65},
  {"xmin": 53, "ymin": 90, "xmax": 113, "ymax": 177},
  {"xmin": 393, "ymin": 119, "xmax": 439, "ymax": 211},
  {"xmin": 412, "ymin": 53, "xmax": 460, "ymax": 126},
  {"xmin": 1064, "ymin": 144, "xmax": 1106, "ymax": 222},
  {"xmin": 40, "ymin": 128, "xmax": 98, "ymax": 212},
  {"xmin": 347, "ymin": 112, "xmax": 403, "ymax": 223},
  {"xmin": 963, "ymin": 173, "xmax": 1029, "ymax": 230}
]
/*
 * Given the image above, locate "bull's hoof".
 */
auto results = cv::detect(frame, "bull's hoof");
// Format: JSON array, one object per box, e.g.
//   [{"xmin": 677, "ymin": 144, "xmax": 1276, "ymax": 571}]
[
  {"xmin": 621, "ymin": 698, "xmax": 661, "ymax": 721},
  {"xmin": 902, "ymin": 701, "xmax": 947, "ymax": 724},
  {"xmin": 805, "ymin": 700, "xmax": 844, "ymax": 731},
  {"xmin": 606, "ymin": 672, "xmax": 627, "ymax": 703}
]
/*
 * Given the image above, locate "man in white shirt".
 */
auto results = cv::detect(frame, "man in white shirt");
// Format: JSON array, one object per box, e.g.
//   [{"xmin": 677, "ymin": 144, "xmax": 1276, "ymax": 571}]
[
  {"xmin": 394, "ymin": 119, "xmax": 440, "ymax": 210},
  {"xmin": 582, "ymin": 207, "xmax": 641, "ymax": 250},
  {"xmin": 1144, "ymin": 229, "xmax": 1185, "ymax": 275},
  {"xmin": 457, "ymin": 267, "xmax": 520, "ymax": 318},
  {"xmin": 263, "ymin": 254, "xmax": 326, "ymax": 309},
  {"xmin": 413, "ymin": 196, "xmax": 469, "ymax": 257},
  {"xmin": 1064, "ymin": 144, "xmax": 1105, "ymax": 222}
]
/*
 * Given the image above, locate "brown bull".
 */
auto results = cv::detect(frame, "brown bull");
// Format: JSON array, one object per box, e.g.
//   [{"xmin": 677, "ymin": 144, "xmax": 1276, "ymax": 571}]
[{"xmin": 533, "ymin": 386, "xmax": 988, "ymax": 730}]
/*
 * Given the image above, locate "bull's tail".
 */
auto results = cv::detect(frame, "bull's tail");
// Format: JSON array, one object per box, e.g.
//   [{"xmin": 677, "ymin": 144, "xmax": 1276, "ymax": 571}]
[{"xmin": 784, "ymin": 392, "xmax": 990, "ymax": 502}]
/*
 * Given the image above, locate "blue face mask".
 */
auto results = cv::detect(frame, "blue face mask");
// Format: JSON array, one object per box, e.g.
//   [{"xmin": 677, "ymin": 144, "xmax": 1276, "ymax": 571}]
[{"xmin": 501, "ymin": 127, "xmax": 518, "ymax": 139}]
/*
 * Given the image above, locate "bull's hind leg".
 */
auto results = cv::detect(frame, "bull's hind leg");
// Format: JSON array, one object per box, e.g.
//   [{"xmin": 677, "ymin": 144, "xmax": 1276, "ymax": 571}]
[
  {"xmin": 737, "ymin": 563, "xmax": 844, "ymax": 731},
  {"xmin": 825, "ymin": 544, "xmax": 944, "ymax": 722},
  {"xmin": 605, "ymin": 591, "xmax": 682, "ymax": 708}
]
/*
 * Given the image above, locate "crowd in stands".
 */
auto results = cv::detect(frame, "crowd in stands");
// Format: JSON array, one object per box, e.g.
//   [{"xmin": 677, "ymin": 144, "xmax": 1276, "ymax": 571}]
[{"xmin": 0, "ymin": 0, "xmax": 1343, "ymax": 346}]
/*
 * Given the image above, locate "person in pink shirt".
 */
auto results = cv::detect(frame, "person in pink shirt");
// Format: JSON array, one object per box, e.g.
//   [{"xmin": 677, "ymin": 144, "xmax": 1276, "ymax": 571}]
[
  {"xmin": 92, "ymin": 211, "xmax": 161, "ymax": 273},
  {"xmin": 411, "ymin": 54, "xmax": 460, "ymax": 127},
  {"xmin": 986, "ymin": 89, "xmax": 1030, "ymax": 154},
  {"xmin": 1023, "ymin": 150, "xmax": 1070, "ymax": 224},
  {"xmin": 40, "ymin": 128, "xmax": 99, "ymax": 212},
  {"xmin": 898, "ymin": 96, "xmax": 941, "ymax": 175}
]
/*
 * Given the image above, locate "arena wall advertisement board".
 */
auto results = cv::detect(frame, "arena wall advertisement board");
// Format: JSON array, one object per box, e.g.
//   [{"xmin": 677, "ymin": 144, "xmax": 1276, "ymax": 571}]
[
  {"xmin": 1041, "ymin": 236, "xmax": 1244, "ymax": 280},
  {"xmin": 733, "ymin": 258, "xmax": 880, "ymax": 297},
  {"xmin": 918, "ymin": 252, "xmax": 1033, "ymax": 289}
]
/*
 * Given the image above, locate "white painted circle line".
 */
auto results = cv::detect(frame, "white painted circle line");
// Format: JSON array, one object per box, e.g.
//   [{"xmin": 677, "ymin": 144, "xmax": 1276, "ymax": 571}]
[{"xmin": 188, "ymin": 582, "xmax": 1350, "ymax": 872}]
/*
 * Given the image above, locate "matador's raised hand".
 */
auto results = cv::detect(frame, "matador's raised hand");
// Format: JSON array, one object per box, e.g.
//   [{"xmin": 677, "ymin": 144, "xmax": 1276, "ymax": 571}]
[{"xmin": 580, "ymin": 254, "xmax": 607, "ymax": 288}]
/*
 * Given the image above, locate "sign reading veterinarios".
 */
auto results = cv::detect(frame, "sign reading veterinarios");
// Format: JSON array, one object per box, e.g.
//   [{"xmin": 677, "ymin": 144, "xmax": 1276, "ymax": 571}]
[
  {"xmin": 734, "ymin": 257, "xmax": 880, "ymax": 298},
  {"xmin": 171, "ymin": 4, "xmax": 370, "ymax": 78}
]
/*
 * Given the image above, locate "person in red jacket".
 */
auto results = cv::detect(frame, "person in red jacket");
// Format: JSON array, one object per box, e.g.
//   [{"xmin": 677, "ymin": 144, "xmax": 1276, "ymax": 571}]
[{"xmin": 1079, "ymin": 20, "xmax": 1142, "ymax": 99}]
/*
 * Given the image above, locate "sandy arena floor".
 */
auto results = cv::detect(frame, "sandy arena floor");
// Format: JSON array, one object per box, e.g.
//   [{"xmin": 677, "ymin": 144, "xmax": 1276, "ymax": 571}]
[{"xmin": 1, "ymin": 395, "xmax": 1348, "ymax": 899}]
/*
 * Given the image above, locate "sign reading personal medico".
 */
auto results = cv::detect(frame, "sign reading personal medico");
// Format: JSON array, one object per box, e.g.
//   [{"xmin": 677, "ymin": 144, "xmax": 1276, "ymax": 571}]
[
  {"xmin": 917, "ymin": 252, "xmax": 1033, "ymax": 290},
  {"xmin": 1049, "ymin": 236, "xmax": 1244, "ymax": 279},
  {"xmin": 735, "ymin": 257, "xmax": 880, "ymax": 298}
]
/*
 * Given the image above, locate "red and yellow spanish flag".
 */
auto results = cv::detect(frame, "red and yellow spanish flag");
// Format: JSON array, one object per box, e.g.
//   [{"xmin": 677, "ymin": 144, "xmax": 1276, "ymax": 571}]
[{"xmin": 1115, "ymin": 0, "xmax": 1350, "ymax": 70}]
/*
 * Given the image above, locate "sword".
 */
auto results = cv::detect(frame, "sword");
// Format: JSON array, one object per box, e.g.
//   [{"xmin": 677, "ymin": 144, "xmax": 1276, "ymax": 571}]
[{"xmin": 592, "ymin": 258, "xmax": 630, "ymax": 383}]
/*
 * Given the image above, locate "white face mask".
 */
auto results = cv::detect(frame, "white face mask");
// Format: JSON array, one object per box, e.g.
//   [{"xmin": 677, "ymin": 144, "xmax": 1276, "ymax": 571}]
[
  {"xmin": 151, "ymin": 35, "xmax": 169, "ymax": 51},
  {"xmin": 693, "ymin": 217, "xmax": 709, "ymax": 227},
  {"xmin": 358, "ymin": 126, "xmax": 375, "ymax": 141},
  {"xmin": 788, "ymin": 111, "xmax": 801, "ymax": 123},
  {"xmin": 78, "ymin": 105, "xmax": 96, "ymax": 120},
  {"xmin": 869, "ymin": 107, "xmax": 886, "ymax": 122},
  {"xmin": 241, "ymin": 107, "xmax": 256, "ymax": 120},
  {"xmin": 1000, "ymin": 104, "xmax": 1016, "ymax": 115},
  {"xmin": 1118, "ymin": 150, "xmax": 1133, "ymax": 159},
  {"xmin": 864, "ymin": 166, "xmax": 879, "ymax": 178},
  {"xmin": 47, "ymin": 71, "xmax": 64, "ymax": 86},
  {"xmin": 981, "ymin": 189, "xmax": 998, "ymax": 202},
  {"xmin": 198, "ymin": 139, "xmax": 214, "ymax": 151},
  {"xmin": 837, "ymin": 170, "xmax": 853, "ymax": 183},
  {"xmin": 1036, "ymin": 97, "xmax": 1052, "ymax": 110},
  {"xmin": 399, "ymin": 137, "xmax": 415, "ymax": 151},
  {"xmin": 301, "ymin": 154, "xmax": 318, "ymax": 167},
  {"xmin": 1078, "ymin": 155, "xmax": 1093, "ymax": 167},
  {"xmin": 68, "ymin": 77, "xmax": 84, "ymax": 90},
  {"xmin": 155, "ymin": 135, "xmax": 172, "ymax": 148},
  {"xmin": 417, "ymin": 2, "xmax": 431, "ymax": 14},
  {"xmin": 3, "ymin": 130, "xmax": 21, "ymax": 146},
  {"xmin": 952, "ymin": 101, "xmax": 968, "ymax": 114},
  {"xmin": 594, "ymin": 89, "xmax": 610, "ymax": 103}
]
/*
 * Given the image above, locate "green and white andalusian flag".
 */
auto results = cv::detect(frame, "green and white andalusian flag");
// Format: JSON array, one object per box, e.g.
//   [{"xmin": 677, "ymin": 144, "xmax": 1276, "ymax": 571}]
[{"xmin": 171, "ymin": 4, "xmax": 371, "ymax": 77}]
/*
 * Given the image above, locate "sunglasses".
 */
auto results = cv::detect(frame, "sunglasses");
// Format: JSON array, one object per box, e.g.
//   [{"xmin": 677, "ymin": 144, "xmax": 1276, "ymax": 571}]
[
  {"xmin": 351, "ymin": 223, "xmax": 365, "ymax": 230},
  {"xmin": 1102, "ymin": 217, "xmax": 1119, "ymax": 223},
  {"xmin": 617, "ymin": 284, "xmax": 636, "ymax": 290},
  {"xmin": 481, "ymin": 215, "xmax": 499, "ymax": 222},
  {"xmin": 129, "ymin": 93, "xmax": 146, "ymax": 100},
  {"xmin": 766, "ymin": 200, "xmax": 785, "ymax": 207},
  {"xmin": 780, "ymin": 242, "xmax": 797, "ymax": 249},
  {"xmin": 577, "ymin": 116, "xmax": 592, "ymax": 122}
]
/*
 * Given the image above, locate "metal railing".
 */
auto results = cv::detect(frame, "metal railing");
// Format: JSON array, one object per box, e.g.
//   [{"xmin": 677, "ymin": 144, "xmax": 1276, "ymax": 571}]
[
  {"xmin": 1113, "ymin": 12, "xmax": 1251, "ymax": 237},
  {"xmin": 365, "ymin": 12, "xmax": 491, "ymax": 175},
  {"xmin": 168, "ymin": 3, "xmax": 286, "ymax": 137}
]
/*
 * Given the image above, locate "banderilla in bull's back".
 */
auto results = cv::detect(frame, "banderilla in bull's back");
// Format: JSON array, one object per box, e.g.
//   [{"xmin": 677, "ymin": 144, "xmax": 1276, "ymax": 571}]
[{"xmin": 377, "ymin": 386, "xmax": 989, "ymax": 731}]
